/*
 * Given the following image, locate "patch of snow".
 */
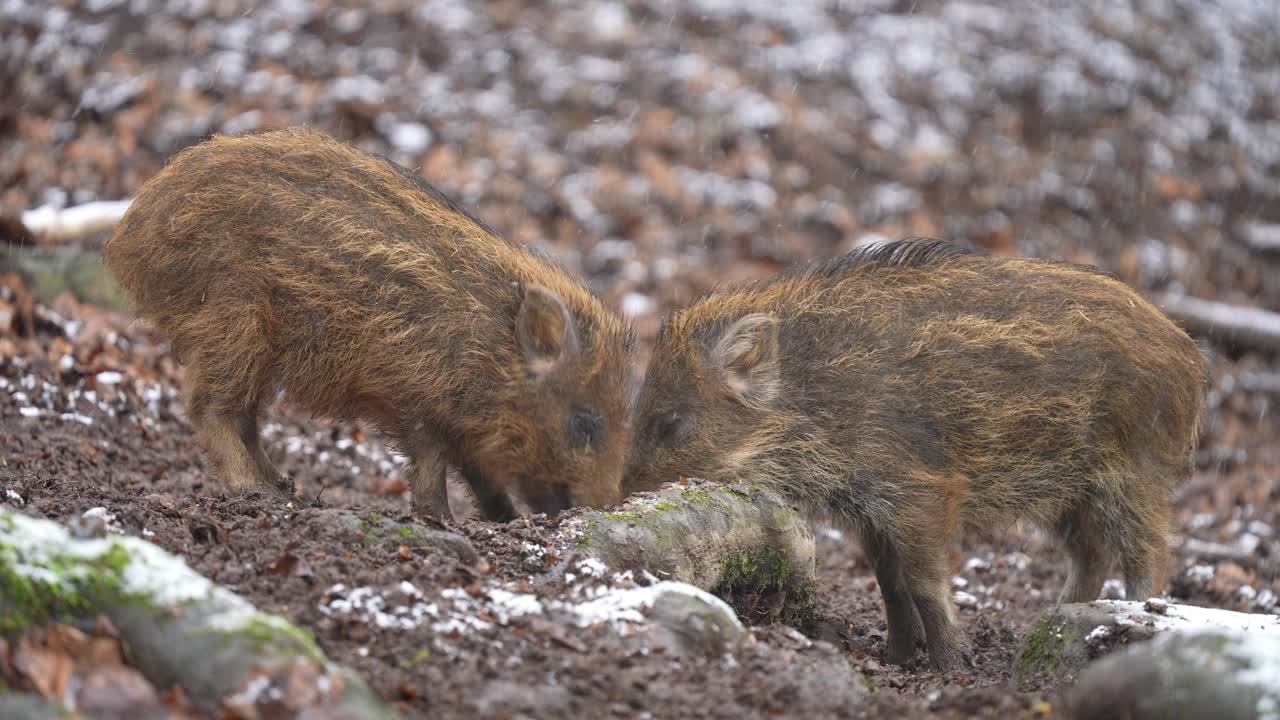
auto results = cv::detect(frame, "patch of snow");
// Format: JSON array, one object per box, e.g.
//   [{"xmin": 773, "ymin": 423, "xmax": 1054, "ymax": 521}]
[
  {"xmin": 82, "ymin": 507, "xmax": 123, "ymax": 534},
  {"xmin": 1085, "ymin": 625, "xmax": 1111, "ymax": 643},
  {"xmin": 1101, "ymin": 600, "xmax": 1280, "ymax": 635},
  {"xmin": 521, "ymin": 541, "xmax": 546, "ymax": 562},
  {"xmin": 329, "ymin": 75, "xmax": 384, "ymax": 104},
  {"xmin": 677, "ymin": 168, "xmax": 777, "ymax": 211},
  {"xmin": 576, "ymin": 558, "xmax": 607, "ymax": 579},
  {"xmin": 621, "ymin": 292, "xmax": 655, "ymax": 317},
  {"xmin": 431, "ymin": 616, "xmax": 493, "ymax": 634},
  {"xmin": 224, "ymin": 674, "xmax": 273, "ymax": 709},
  {"xmin": 22, "ymin": 200, "xmax": 132, "ymax": 240},
  {"xmin": 1101, "ymin": 578, "xmax": 1127, "ymax": 599},
  {"xmin": 1188, "ymin": 512, "xmax": 1218, "ymax": 531},
  {"xmin": 94, "ymin": 371, "xmax": 124, "ymax": 385},
  {"xmin": 568, "ymin": 581, "xmax": 743, "ymax": 632},
  {"xmin": 1242, "ymin": 222, "xmax": 1280, "ymax": 252},
  {"xmin": 487, "ymin": 588, "xmax": 544, "ymax": 623},
  {"xmin": 319, "ymin": 583, "xmax": 440, "ymax": 630},
  {"xmin": 1004, "ymin": 552, "xmax": 1030, "ymax": 571},
  {"xmin": 1185, "ymin": 564, "xmax": 1215, "ymax": 583},
  {"xmin": 5, "ymin": 490, "xmax": 24, "ymax": 506},
  {"xmin": 385, "ymin": 120, "xmax": 433, "ymax": 155},
  {"xmin": 221, "ymin": 110, "xmax": 261, "ymax": 135}
]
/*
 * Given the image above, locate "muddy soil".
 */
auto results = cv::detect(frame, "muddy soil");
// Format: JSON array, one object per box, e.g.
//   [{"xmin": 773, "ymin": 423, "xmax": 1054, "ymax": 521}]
[{"xmin": 2, "ymin": 294, "xmax": 1276, "ymax": 719}]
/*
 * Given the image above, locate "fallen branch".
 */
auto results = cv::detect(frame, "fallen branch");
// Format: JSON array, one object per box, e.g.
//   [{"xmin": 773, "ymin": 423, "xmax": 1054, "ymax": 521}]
[
  {"xmin": 1238, "ymin": 370, "xmax": 1280, "ymax": 394},
  {"xmin": 1157, "ymin": 293, "xmax": 1280, "ymax": 354},
  {"xmin": 1241, "ymin": 221, "xmax": 1280, "ymax": 254},
  {"xmin": 20, "ymin": 200, "xmax": 133, "ymax": 243}
]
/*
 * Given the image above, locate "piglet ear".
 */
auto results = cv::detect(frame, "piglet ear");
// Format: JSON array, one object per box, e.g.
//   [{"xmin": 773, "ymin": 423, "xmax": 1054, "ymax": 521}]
[
  {"xmin": 516, "ymin": 286, "xmax": 580, "ymax": 378},
  {"xmin": 711, "ymin": 313, "xmax": 781, "ymax": 407}
]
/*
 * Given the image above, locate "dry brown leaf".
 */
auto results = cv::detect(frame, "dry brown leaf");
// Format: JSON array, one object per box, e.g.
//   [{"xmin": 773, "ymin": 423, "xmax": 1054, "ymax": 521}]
[
  {"xmin": 76, "ymin": 664, "xmax": 161, "ymax": 717},
  {"xmin": 13, "ymin": 633, "xmax": 74, "ymax": 702},
  {"xmin": 45, "ymin": 623, "xmax": 92, "ymax": 658}
]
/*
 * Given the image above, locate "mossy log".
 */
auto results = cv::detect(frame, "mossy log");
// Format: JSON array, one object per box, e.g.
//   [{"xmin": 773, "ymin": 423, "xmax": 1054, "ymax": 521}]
[
  {"xmin": 0, "ymin": 508, "xmax": 400, "ymax": 718},
  {"xmin": 556, "ymin": 479, "xmax": 817, "ymax": 626}
]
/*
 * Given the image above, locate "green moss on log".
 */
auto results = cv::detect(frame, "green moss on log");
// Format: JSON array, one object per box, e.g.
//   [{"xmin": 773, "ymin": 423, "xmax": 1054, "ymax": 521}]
[
  {"xmin": 0, "ymin": 538, "xmax": 138, "ymax": 637},
  {"xmin": 713, "ymin": 545, "xmax": 815, "ymax": 627},
  {"xmin": 226, "ymin": 617, "xmax": 326, "ymax": 664},
  {"xmin": 1014, "ymin": 612, "xmax": 1088, "ymax": 690}
]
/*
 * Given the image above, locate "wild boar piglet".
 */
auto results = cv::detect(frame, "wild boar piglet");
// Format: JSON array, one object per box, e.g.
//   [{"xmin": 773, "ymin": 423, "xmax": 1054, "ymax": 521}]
[
  {"xmin": 106, "ymin": 128, "xmax": 633, "ymax": 521},
  {"xmin": 626, "ymin": 238, "xmax": 1205, "ymax": 670}
]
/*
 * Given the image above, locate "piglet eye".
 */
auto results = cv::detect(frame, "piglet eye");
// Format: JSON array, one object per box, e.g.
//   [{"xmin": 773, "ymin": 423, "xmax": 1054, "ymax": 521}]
[
  {"xmin": 652, "ymin": 412, "xmax": 686, "ymax": 446},
  {"xmin": 569, "ymin": 411, "xmax": 604, "ymax": 449}
]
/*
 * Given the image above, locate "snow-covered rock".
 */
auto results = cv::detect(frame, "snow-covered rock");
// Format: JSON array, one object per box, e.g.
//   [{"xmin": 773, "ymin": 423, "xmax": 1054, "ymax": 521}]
[
  {"xmin": 1069, "ymin": 628, "xmax": 1280, "ymax": 720},
  {"xmin": 1015, "ymin": 599, "xmax": 1280, "ymax": 690}
]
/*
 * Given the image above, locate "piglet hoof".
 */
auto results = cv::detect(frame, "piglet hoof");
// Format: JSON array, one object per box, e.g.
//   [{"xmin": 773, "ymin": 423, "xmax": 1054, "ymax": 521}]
[
  {"xmin": 884, "ymin": 625, "xmax": 920, "ymax": 666},
  {"xmin": 885, "ymin": 639, "xmax": 917, "ymax": 667},
  {"xmin": 411, "ymin": 498, "xmax": 454, "ymax": 523},
  {"xmin": 477, "ymin": 494, "xmax": 518, "ymax": 524},
  {"xmin": 927, "ymin": 643, "xmax": 972, "ymax": 672}
]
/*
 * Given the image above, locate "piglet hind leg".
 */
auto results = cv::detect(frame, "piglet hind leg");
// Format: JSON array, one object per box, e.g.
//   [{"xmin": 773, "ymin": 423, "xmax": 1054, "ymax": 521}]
[
  {"xmin": 897, "ymin": 538, "xmax": 972, "ymax": 671},
  {"xmin": 862, "ymin": 528, "xmax": 925, "ymax": 665},
  {"xmin": 1054, "ymin": 505, "xmax": 1111, "ymax": 604},
  {"xmin": 1109, "ymin": 482, "xmax": 1172, "ymax": 602},
  {"xmin": 189, "ymin": 403, "xmax": 293, "ymax": 497}
]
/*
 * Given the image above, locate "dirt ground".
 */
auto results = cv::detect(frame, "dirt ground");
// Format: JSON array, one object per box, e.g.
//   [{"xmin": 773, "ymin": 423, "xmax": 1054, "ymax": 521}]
[
  {"xmin": 3, "ymin": 0, "xmax": 1279, "ymax": 718},
  {"xmin": 2, "ymin": 297, "xmax": 1276, "ymax": 719}
]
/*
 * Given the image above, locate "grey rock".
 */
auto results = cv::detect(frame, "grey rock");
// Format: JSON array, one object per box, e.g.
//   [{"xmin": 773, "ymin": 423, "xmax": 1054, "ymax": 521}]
[
  {"xmin": 313, "ymin": 508, "xmax": 480, "ymax": 566},
  {"xmin": 1068, "ymin": 629, "xmax": 1280, "ymax": 720},
  {"xmin": 0, "ymin": 693, "xmax": 73, "ymax": 720},
  {"xmin": 636, "ymin": 582, "xmax": 748, "ymax": 656}
]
